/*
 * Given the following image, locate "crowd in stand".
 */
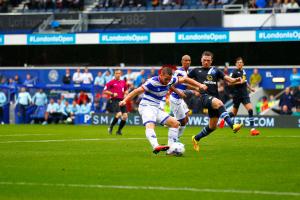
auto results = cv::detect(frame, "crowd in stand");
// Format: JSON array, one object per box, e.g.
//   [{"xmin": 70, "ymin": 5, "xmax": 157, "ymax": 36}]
[
  {"xmin": 96, "ymin": 0, "xmax": 229, "ymax": 9},
  {"xmin": 248, "ymin": 0, "xmax": 300, "ymax": 12},
  {"xmin": 23, "ymin": 0, "xmax": 84, "ymax": 10}
]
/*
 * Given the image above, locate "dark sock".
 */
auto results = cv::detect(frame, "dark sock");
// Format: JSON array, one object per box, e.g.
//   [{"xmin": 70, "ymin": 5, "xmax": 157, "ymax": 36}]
[
  {"xmin": 248, "ymin": 109, "xmax": 254, "ymax": 128},
  {"xmin": 110, "ymin": 117, "xmax": 119, "ymax": 128},
  {"xmin": 118, "ymin": 120, "xmax": 126, "ymax": 131},
  {"xmin": 229, "ymin": 112, "xmax": 235, "ymax": 118},
  {"xmin": 219, "ymin": 106, "xmax": 234, "ymax": 129},
  {"xmin": 195, "ymin": 126, "xmax": 214, "ymax": 141}
]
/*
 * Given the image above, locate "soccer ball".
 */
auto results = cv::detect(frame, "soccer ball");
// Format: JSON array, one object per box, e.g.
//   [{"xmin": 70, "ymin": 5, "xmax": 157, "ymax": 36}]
[{"xmin": 168, "ymin": 142, "xmax": 185, "ymax": 156}]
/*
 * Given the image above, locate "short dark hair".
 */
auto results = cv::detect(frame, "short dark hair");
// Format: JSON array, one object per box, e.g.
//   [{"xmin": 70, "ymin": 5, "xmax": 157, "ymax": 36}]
[
  {"xmin": 236, "ymin": 57, "xmax": 244, "ymax": 62},
  {"xmin": 161, "ymin": 67, "xmax": 173, "ymax": 76},
  {"xmin": 202, "ymin": 51, "xmax": 213, "ymax": 58}
]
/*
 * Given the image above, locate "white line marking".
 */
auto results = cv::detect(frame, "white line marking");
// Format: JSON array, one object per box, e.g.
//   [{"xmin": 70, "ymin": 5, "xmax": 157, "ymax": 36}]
[
  {"xmin": 0, "ymin": 137, "xmax": 147, "ymax": 144},
  {"xmin": 0, "ymin": 134, "xmax": 57, "ymax": 137},
  {"xmin": 0, "ymin": 181, "xmax": 299, "ymax": 197}
]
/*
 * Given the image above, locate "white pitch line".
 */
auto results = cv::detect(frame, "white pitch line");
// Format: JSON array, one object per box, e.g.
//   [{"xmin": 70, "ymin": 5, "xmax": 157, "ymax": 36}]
[
  {"xmin": 0, "ymin": 134, "xmax": 57, "ymax": 137},
  {"xmin": 1, "ymin": 135, "xmax": 300, "ymax": 144},
  {"xmin": 0, "ymin": 137, "xmax": 147, "ymax": 144},
  {"xmin": 0, "ymin": 181, "xmax": 299, "ymax": 197}
]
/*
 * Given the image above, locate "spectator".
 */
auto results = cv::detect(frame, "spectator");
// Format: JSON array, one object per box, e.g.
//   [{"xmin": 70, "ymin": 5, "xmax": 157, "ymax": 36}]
[
  {"xmin": 122, "ymin": 69, "xmax": 136, "ymax": 86},
  {"xmin": 281, "ymin": 0, "xmax": 289, "ymax": 12},
  {"xmin": 290, "ymin": 68, "xmax": 300, "ymax": 88},
  {"xmin": 62, "ymin": 68, "xmax": 72, "ymax": 84},
  {"xmin": 32, "ymin": 89, "xmax": 48, "ymax": 107},
  {"xmin": 70, "ymin": 100, "xmax": 80, "ymax": 115},
  {"xmin": 102, "ymin": 68, "xmax": 114, "ymax": 85},
  {"xmin": 148, "ymin": 67, "xmax": 158, "ymax": 78},
  {"xmin": 79, "ymin": 99, "xmax": 91, "ymax": 114},
  {"xmin": 76, "ymin": 90, "xmax": 89, "ymax": 105},
  {"xmin": 250, "ymin": 68, "xmax": 262, "ymax": 88},
  {"xmin": 0, "ymin": 90, "xmax": 6, "ymax": 124},
  {"xmin": 273, "ymin": 0, "xmax": 282, "ymax": 12},
  {"xmin": 279, "ymin": 87, "xmax": 295, "ymax": 114},
  {"xmin": 14, "ymin": 75, "xmax": 21, "ymax": 84},
  {"xmin": 44, "ymin": 98, "xmax": 60, "ymax": 124},
  {"xmin": 61, "ymin": 101, "xmax": 72, "ymax": 122},
  {"xmin": 8, "ymin": 78, "xmax": 17, "ymax": 89},
  {"xmin": 23, "ymin": 73, "xmax": 36, "ymax": 86},
  {"xmin": 72, "ymin": 67, "xmax": 83, "ymax": 84},
  {"xmin": 268, "ymin": 94, "xmax": 276, "ymax": 107},
  {"xmin": 82, "ymin": 67, "xmax": 93, "ymax": 84},
  {"xmin": 287, "ymin": 0, "xmax": 299, "ymax": 12},
  {"xmin": 134, "ymin": 69, "xmax": 146, "ymax": 88},
  {"xmin": 16, "ymin": 87, "xmax": 32, "ymax": 124},
  {"xmin": 248, "ymin": 0, "xmax": 258, "ymax": 13},
  {"xmin": 0, "ymin": 0, "xmax": 8, "ymax": 12},
  {"xmin": 94, "ymin": 71, "xmax": 105, "ymax": 87}
]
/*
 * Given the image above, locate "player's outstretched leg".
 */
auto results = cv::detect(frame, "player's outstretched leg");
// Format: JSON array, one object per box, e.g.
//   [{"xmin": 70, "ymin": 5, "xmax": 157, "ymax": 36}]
[{"xmin": 192, "ymin": 126, "xmax": 215, "ymax": 152}]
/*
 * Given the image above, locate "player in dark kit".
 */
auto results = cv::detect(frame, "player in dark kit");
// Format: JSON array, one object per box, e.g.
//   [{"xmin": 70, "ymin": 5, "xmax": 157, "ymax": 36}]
[
  {"xmin": 188, "ymin": 51, "xmax": 243, "ymax": 152},
  {"xmin": 104, "ymin": 69, "xmax": 128, "ymax": 135},
  {"xmin": 219, "ymin": 57, "xmax": 260, "ymax": 136}
]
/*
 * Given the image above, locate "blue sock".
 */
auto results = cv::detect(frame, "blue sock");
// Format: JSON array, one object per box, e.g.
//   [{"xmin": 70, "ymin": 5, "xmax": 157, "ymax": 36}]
[
  {"xmin": 195, "ymin": 126, "xmax": 214, "ymax": 141},
  {"xmin": 219, "ymin": 106, "xmax": 234, "ymax": 129}
]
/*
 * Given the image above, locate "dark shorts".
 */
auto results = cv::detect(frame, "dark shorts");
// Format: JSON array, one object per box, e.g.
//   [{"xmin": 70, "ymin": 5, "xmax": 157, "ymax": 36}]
[
  {"xmin": 200, "ymin": 95, "xmax": 220, "ymax": 118},
  {"xmin": 233, "ymin": 96, "xmax": 251, "ymax": 109},
  {"xmin": 108, "ymin": 99, "xmax": 127, "ymax": 113}
]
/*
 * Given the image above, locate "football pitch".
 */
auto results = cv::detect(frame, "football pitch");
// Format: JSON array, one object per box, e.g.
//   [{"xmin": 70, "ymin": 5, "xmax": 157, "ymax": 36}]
[{"xmin": 0, "ymin": 125, "xmax": 299, "ymax": 200}]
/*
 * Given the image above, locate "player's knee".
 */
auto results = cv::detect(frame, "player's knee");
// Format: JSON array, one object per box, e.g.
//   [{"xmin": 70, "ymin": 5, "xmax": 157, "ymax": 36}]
[
  {"xmin": 213, "ymin": 99, "xmax": 223, "ymax": 109},
  {"xmin": 116, "ymin": 112, "xmax": 122, "ymax": 118},
  {"xmin": 170, "ymin": 120, "xmax": 180, "ymax": 128},
  {"xmin": 122, "ymin": 113, "xmax": 128, "ymax": 120}
]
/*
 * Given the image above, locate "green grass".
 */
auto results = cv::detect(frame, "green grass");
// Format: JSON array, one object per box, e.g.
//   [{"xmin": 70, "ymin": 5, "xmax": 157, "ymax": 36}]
[{"xmin": 0, "ymin": 125, "xmax": 299, "ymax": 200}]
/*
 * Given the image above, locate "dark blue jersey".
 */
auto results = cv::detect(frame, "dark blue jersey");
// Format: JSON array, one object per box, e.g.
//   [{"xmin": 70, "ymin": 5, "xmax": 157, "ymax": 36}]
[
  {"xmin": 188, "ymin": 67, "xmax": 225, "ymax": 98},
  {"xmin": 230, "ymin": 68, "xmax": 249, "ymax": 98}
]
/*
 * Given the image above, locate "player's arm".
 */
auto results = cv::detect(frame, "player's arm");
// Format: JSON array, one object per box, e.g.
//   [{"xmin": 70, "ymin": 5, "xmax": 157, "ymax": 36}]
[
  {"xmin": 119, "ymin": 86, "xmax": 145, "ymax": 106},
  {"xmin": 170, "ymin": 86, "xmax": 186, "ymax": 98},
  {"xmin": 178, "ymin": 76, "xmax": 207, "ymax": 91},
  {"xmin": 224, "ymin": 75, "xmax": 242, "ymax": 84},
  {"xmin": 247, "ymin": 83, "xmax": 256, "ymax": 92}
]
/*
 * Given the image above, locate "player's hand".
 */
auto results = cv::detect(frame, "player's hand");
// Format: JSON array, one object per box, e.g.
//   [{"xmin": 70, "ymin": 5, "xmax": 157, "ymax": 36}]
[
  {"xmin": 193, "ymin": 91, "xmax": 200, "ymax": 97},
  {"xmin": 250, "ymin": 88, "xmax": 256, "ymax": 92},
  {"xmin": 236, "ymin": 77, "xmax": 242, "ymax": 83},
  {"xmin": 119, "ymin": 100, "xmax": 126, "ymax": 106},
  {"xmin": 199, "ymin": 84, "xmax": 207, "ymax": 91}
]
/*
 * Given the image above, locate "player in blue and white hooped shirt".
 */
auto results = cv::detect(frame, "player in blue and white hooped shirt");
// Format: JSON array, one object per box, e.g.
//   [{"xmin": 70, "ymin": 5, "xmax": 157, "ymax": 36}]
[
  {"xmin": 169, "ymin": 55, "xmax": 200, "ymax": 144},
  {"xmin": 119, "ymin": 66, "xmax": 207, "ymax": 154}
]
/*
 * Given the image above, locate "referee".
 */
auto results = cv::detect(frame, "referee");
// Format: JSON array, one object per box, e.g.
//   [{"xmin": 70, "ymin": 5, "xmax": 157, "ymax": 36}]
[{"xmin": 104, "ymin": 69, "xmax": 128, "ymax": 135}]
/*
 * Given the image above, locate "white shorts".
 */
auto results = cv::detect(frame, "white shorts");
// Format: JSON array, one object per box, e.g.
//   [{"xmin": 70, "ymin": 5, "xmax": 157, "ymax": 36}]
[
  {"xmin": 170, "ymin": 98, "xmax": 189, "ymax": 121},
  {"xmin": 138, "ymin": 104, "xmax": 170, "ymax": 126}
]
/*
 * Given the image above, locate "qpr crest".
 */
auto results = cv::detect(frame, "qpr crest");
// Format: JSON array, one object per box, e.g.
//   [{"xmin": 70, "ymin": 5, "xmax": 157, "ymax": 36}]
[{"xmin": 48, "ymin": 69, "xmax": 59, "ymax": 82}]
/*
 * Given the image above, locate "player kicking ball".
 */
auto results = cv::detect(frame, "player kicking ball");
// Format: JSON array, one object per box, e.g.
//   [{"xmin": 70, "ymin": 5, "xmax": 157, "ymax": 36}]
[
  {"xmin": 219, "ymin": 57, "xmax": 260, "ymax": 136},
  {"xmin": 189, "ymin": 51, "xmax": 243, "ymax": 152},
  {"xmin": 119, "ymin": 66, "xmax": 207, "ymax": 154}
]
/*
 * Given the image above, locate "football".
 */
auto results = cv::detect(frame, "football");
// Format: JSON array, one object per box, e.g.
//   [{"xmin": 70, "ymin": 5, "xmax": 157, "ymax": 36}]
[{"xmin": 169, "ymin": 142, "xmax": 185, "ymax": 156}]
